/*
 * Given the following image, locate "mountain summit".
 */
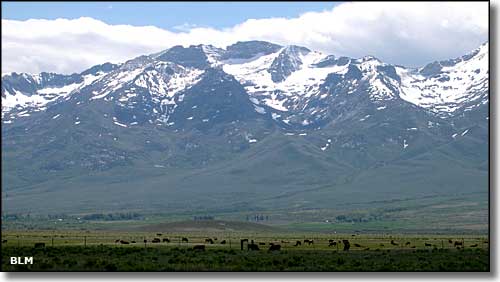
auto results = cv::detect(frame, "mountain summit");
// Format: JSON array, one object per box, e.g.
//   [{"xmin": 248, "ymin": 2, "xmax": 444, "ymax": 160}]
[{"xmin": 2, "ymin": 41, "xmax": 488, "ymax": 126}]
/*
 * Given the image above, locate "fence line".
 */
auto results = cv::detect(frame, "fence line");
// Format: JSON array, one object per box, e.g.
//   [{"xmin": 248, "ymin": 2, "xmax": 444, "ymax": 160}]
[{"xmin": 0, "ymin": 233, "xmax": 488, "ymax": 250}]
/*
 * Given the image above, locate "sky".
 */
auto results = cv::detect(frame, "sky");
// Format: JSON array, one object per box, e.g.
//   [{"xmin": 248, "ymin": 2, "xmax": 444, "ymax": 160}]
[
  {"xmin": 1, "ymin": 1, "xmax": 489, "ymax": 74},
  {"xmin": 1, "ymin": 2, "xmax": 339, "ymax": 30}
]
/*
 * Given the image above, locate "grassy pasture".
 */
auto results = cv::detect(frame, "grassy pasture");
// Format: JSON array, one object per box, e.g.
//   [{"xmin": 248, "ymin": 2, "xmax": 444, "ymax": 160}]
[{"xmin": 1, "ymin": 230, "xmax": 489, "ymax": 271}]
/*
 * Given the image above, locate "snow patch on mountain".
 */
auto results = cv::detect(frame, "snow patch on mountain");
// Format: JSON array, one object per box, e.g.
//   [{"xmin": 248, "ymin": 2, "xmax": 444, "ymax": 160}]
[
  {"xmin": 223, "ymin": 48, "xmax": 349, "ymax": 115},
  {"xmin": 90, "ymin": 68, "xmax": 144, "ymax": 100},
  {"xmin": 398, "ymin": 43, "xmax": 488, "ymax": 114},
  {"xmin": 134, "ymin": 63, "xmax": 204, "ymax": 100},
  {"xmin": 2, "ymin": 72, "xmax": 106, "ymax": 119}
]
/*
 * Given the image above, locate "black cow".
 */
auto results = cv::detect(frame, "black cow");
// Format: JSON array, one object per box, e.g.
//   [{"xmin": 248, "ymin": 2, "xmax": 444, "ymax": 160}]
[
  {"xmin": 424, "ymin": 243, "xmax": 432, "ymax": 247},
  {"xmin": 390, "ymin": 240, "xmax": 398, "ymax": 246},
  {"xmin": 131, "ymin": 241, "xmax": 136, "ymax": 243},
  {"xmin": 156, "ymin": 233, "xmax": 162, "ymax": 236},
  {"xmin": 294, "ymin": 241, "xmax": 301, "ymax": 246},
  {"xmin": 220, "ymin": 240, "xmax": 227, "ymax": 244},
  {"xmin": 152, "ymin": 238, "xmax": 161, "ymax": 243},
  {"xmin": 269, "ymin": 244, "xmax": 281, "ymax": 251},
  {"xmin": 193, "ymin": 245, "xmax": 205, "ymax": 251},
  {"xmin": 470, "ymin": 244, "xmax": 478, "ymax": 247},
  {"xmin": 259, "ymin": 242, "xmax": 266, "ymax": 246},
  {"xmin": 205, "ymin": 238, "xmax": 214, "ymax": 244},
  {"xmin": 182, "ymin": 237, "xmax": 189, "ymax": 243},
  {"xmin": 34, "ymin": 242, "xmax": 45, "ymax": 248},
  {"xmin": 454, "ymin": 241, "xmax": 463, "ymax": 247},
  {"xmin": 120, "ymin": 240, "xmax": 130, "ymax": 244},
  {"xmin": 354, "ymin": 243, "xmax": 362, "ymax": 248},
  {"xmin": 342, "ymin": 240, "xmax": 350, "ymax": 251},
  {"xmin": 163, "ymin": 238, "xmax": 170, "ymax": 243},
  {"xmin": 328, "ymin": 242, "xmax": 337, "ymax": 247},
  {"xmin": 304, "ymin": 239, "xmax": 314, "ymax": 245}
]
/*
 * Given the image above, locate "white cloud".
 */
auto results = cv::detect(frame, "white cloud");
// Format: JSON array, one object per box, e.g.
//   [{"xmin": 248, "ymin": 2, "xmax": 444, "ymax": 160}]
[{"xmin": 1, "ymin": 2, "xmax": 488, "ymax": 74}]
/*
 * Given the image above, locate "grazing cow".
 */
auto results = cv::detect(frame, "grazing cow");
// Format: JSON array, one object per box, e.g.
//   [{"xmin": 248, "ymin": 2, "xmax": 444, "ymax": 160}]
[
  {"xmin": 205, "ymin": 238, "xmax": 214, "ymax": 244},
  {"xmin": 405, "ymin": 242, "xmax": 411, "ymax": 246},
  {"xmin": 152, "ymin": 238, "xmax": 161, "ymax": 243},
  {"xmin": 182, "ymin": 237, "xmax": 189, "ymax": 243},
  {"xmin": 269, "ymin": 244, "xmax": 281, "ymax": 251},
  {"xmin": 454, "ymin": 241, "xmax": 463, "ymax": 247},
  {"xmin": 328, "ymin": 242, "xmax": 337, "ymax": 247},
  {"xmin": 156, "ymin": 233, "xmax": 162, "ymax": 237},
  {"xmin": 390, "ymin": 240, "xmax": 398, "ymax": 246},
  {"xmin": 2, "ymin": 240, "xmax": 7, "ymax": 244},
  {"xmin": 34, "ymin": 242, "xmax": 45, "ymax": 248},
  {"xmin": 259, "ymin": 242, "xmax": 266, "ymax": 246},
  {"xmin": 351, "ymin": 234, "xmax": 356, "ymax": 237},
  {"xmin": 220, "ymin": 240, "xmax": 227, "ymax": 244},
  {"xmin": 424, "ymin": 243, "xmax": 432, "ymax": 247},
  {"xmin": 131, "ymin": 241, "xmax": 136, "ymax": 243},
  {"xmin": 115, "ymin": 239, "xmax": 120, "ymax": 243},
  {"xmin": 304, "ymin": 239, "xmax": 314, "ymax": 245},
  {"xmin": 120, "ymin": 240, "xmax": 130, "ymax": 245},
  {"xmin": 163, "ymin": 238, "xmax": 170, "ymax": 243},
  {"xmin": 193, "ymin": 245, "xmax": 205, "ymax": 251},
  {"xmin": 354, "ymin": 243, "xmax": 362, "ymax": 248},
  {"xmin": 342, "ymin": 240, "xmax": 350, "ymax": 251},
  {"xmin": 470, "ymin": 244, "xmax": 478, "ymax": 247},
  {"xmin": 294, "ymin": 241, "xmax": 301, "ymax": 247}
]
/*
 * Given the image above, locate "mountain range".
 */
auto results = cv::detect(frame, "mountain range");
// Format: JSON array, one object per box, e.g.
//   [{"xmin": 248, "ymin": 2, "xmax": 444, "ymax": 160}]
[{"xmin": 1, "ymin": 41, "xmax": 489, "ymax": 232}]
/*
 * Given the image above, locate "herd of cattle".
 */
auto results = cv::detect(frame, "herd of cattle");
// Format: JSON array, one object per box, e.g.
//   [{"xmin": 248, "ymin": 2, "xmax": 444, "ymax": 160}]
[
  {"xmin": 102, "ymin": 234, "xmax": 483, "ymax": 252},
  {"xmin": 2, "ymin": 235, "xmax": 486, "ymax": 251}
]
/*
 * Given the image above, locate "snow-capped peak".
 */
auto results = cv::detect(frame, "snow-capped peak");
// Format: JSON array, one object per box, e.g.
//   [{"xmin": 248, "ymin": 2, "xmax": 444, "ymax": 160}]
[
  {"xmin": 398, "ymin": 43, "xmax": 488, "ymax": 115},
  {"xmin": 1, "ymin": 40, "xmax": 488, "ymax": 126}
]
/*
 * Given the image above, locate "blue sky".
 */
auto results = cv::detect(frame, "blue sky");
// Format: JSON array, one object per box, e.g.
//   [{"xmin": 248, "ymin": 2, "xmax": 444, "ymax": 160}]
[{"xmin": 2, "ymin": 1, "xmax": 339, "ymax": 29}]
